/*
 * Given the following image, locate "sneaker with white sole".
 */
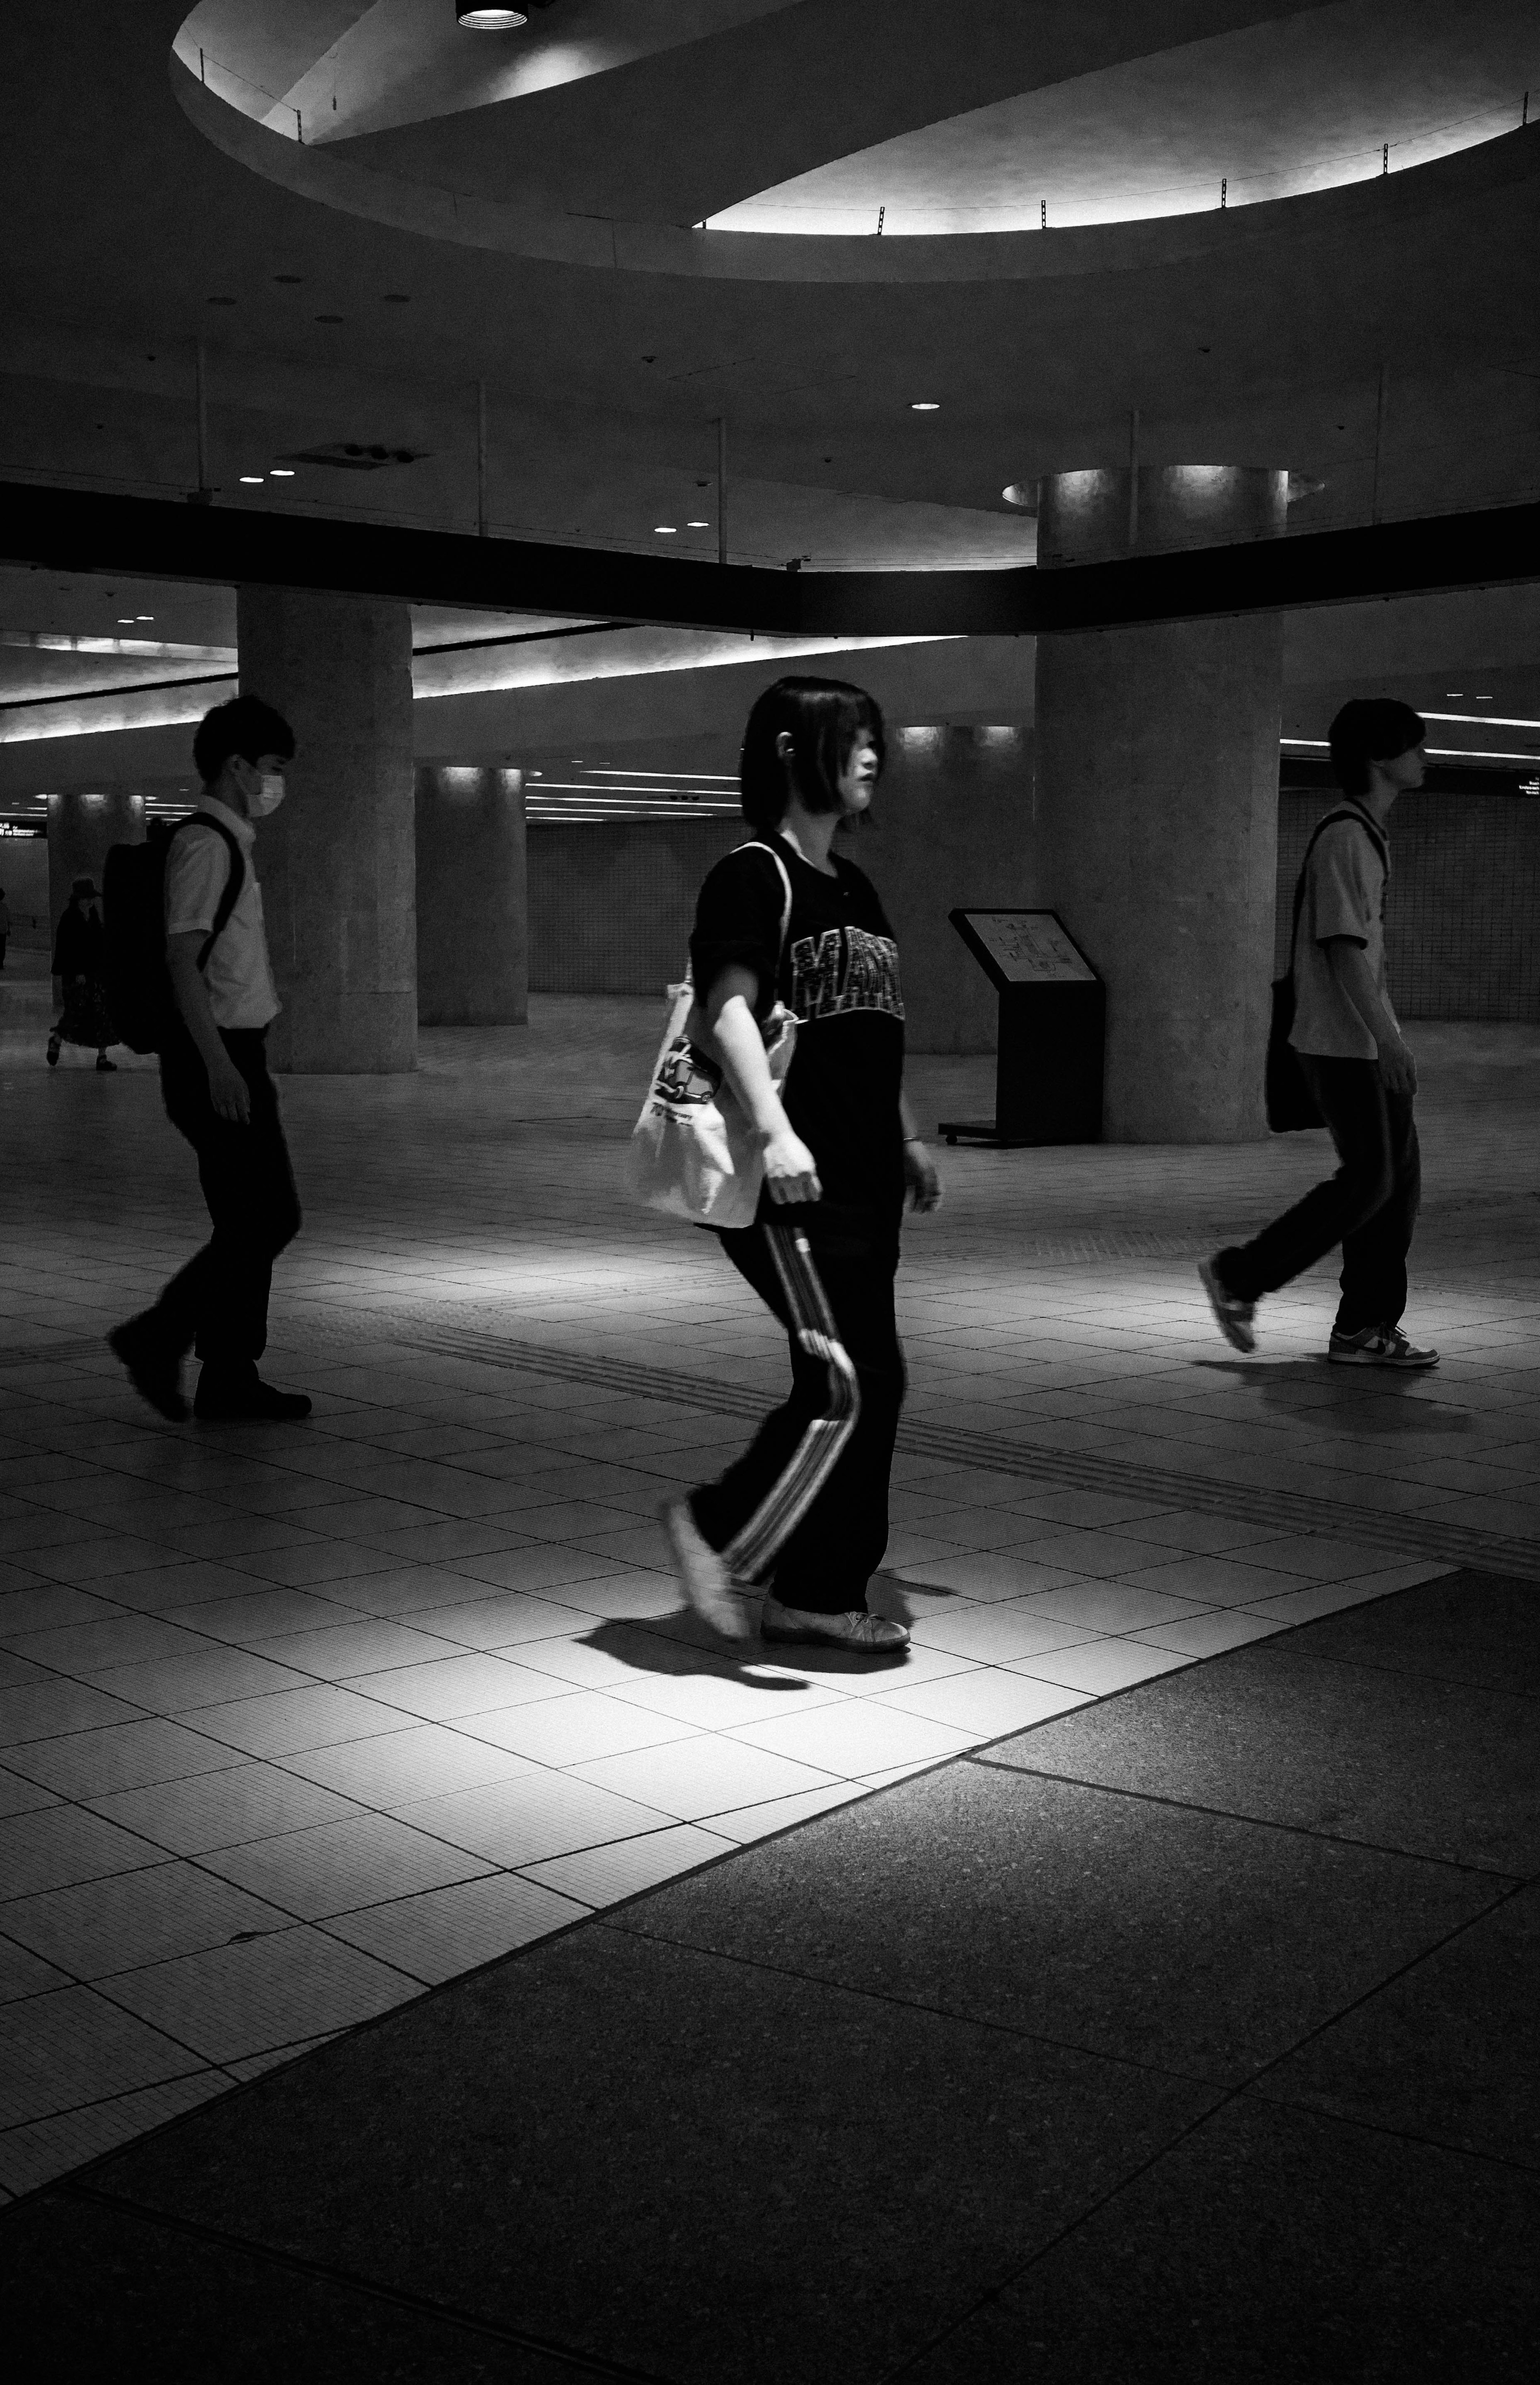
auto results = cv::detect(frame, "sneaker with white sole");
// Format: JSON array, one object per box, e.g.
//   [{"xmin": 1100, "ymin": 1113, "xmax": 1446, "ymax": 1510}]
[
  {"xmin": 659, "ymin": 1498, "xmax": 750, "ymax": 1639},
  {"xmin": 1198, "ymin": 1257, "xmax": 1256, "ymax": 1354},
  {"xmin": 760, "ymin": 1597, "xmax": 909, "ymax": 1655},
  {"xmin": 1327, "ymin": 1324, "xmax": 1439, "ymax": 1369}
]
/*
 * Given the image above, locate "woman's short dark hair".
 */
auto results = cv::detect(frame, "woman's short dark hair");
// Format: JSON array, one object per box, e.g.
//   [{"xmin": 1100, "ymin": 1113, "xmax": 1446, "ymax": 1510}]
[
  {"xmin": 739, "ymin": 676, "xmax": 885, "ymax": 832},
  {"xmin": 193, "ymin": 694, "xmax": 296, "ymax": 786},
  {"xmin": 1328, "ymin": 699, "xmax": 1424, "ymax": 796}
]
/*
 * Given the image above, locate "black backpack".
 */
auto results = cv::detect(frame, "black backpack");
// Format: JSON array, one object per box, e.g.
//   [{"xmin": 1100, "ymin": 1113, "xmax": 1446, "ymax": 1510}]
[{"xmin": 101, "ymin": 813, "xmax": 245, "ymax": 1054}]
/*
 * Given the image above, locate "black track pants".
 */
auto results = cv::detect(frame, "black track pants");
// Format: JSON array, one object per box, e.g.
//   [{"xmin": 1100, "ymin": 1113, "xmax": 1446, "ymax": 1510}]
[
  {"xmin": 690, "ymin": 1217, "xmax": 905, "ymax": 1615},
  {"xmin": 1219, "ymin": 1055, "xmax": 1420, "ymax": 1334},
  {"xmin": 150, "ymin": 1027, "xmax": 302, "ymax": 1370}
]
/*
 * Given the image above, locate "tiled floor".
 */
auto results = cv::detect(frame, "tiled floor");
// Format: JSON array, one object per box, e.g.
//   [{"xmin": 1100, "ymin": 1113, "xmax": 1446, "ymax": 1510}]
[{"xmin": 2, "ymin": 980, "xmax": 1536, "ymax": 2200}]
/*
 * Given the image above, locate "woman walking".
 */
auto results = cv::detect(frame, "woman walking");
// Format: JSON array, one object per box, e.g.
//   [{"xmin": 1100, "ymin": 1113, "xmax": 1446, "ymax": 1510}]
[
  {"xmin": 47, "ymin": 878, "xmax": 118, "ymax": 1071},
  {"xmin": 661, "ymin": 676, "xmax": 941, "ymax": 1657}
]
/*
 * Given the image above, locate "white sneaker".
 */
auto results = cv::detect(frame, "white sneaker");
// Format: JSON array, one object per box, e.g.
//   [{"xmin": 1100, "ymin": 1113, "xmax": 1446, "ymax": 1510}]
[
  {"xmin": 760, "ymin": 1597, "xmax": 910, "ymax": 1655},
  {"xmin": 1328, "ymin": 1324, "xmax": 1439, "ymax": 1369},
  {"xmin": 1198, "ymin": 1258, "xmax": 1256, "ymax": 1354},
  {"xmin": 659, "ymin": 1499, "xmax": 751, "ymax": 1638}
]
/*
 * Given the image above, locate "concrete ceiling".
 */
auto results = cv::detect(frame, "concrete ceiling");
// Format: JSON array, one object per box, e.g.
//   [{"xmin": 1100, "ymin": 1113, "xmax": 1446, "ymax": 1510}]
[{"xmin": 2, "ymin": 0, "xmax": 1538, "ymax": 787}]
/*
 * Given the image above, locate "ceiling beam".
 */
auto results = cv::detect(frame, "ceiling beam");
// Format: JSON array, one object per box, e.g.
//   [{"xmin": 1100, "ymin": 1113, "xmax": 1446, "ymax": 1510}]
[{"xmin": 2, "ymin": 483, "xmax": 1536, "ymax": 640}]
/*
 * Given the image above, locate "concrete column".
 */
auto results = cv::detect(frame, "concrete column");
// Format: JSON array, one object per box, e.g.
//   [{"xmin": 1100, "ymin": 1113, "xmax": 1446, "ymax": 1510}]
[
  {"xmin": 414, "ymin": 767, "xmax": 528, "ymax": 1026},
  {"xmin": 1034, "ymin": 464, "xmax": 1286, "ymax": 1141},
  {"xmin": 48, "ymin": 787, "xmax": 144, "ymax": 951},
  {"xmin": 855, "ymin": 721, "xmax": 1037, "ymax": 1053},
  {"xmin": 237, "ymin": 586, "xmax": 416, "ymax": 1072}
]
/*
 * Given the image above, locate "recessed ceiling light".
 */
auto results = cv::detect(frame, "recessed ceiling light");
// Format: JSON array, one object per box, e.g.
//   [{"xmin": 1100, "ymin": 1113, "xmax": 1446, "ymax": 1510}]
[
  {"xmin": 1447, "ymin": 691, "xmax": 1464, "ymax": 697},
  {"xmin": 239, "ymin": 475, "xmax": 264, "ymax": 484},
  {"xmin": 686, "ymin": 519, "xmax": 709, "ymax": 527},
  {"xmin": 270, "ymin": 467, "xmax": 295, "ymax": 477},
  {"xmin": 456, "ymin": 5, "xmax": 528, "ymax": 26},
  {"xmin": 136, "ymin": 615, "xmax": 153, "ymax": 622},
  {"xmin": 910, "ymin": 401, "xmax": 940, "ymax": 411},
  {"xmin": 654, "ymin": 525, "xmax": 677, "ymax": 534},
  {"xmin": 1475, "ymin": 694, "xmax": 1493, "ymax": 702},
  {"xmin": 116, "ymin": 617, "xmax": 134, "ymax": 624}
]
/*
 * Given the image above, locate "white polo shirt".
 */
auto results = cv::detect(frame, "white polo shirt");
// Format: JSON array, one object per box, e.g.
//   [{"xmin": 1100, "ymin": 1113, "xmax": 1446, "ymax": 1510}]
[
  {"xmin": 163, "ymin": 796, "xmax": 280, "ymax": 1031},
  {"xmin": 1289, "ymin": 810, "xmax": 1395, "ymax": 1061}
]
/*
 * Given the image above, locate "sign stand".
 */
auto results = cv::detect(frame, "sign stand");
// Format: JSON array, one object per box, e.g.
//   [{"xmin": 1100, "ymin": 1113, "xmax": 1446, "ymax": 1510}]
[{"xmin": 938, "ymin": 909, "xmax": 1104, "ymax": 1147}]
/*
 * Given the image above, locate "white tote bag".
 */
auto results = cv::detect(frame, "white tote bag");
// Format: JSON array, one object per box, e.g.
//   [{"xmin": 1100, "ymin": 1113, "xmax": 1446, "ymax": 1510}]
[{"xmin": 625, "ymin": 844, "xmax": 797, "ymax": 1230}]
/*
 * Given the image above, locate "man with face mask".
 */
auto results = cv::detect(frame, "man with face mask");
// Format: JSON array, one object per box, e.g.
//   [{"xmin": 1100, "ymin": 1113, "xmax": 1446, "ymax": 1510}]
[{"xmin": 109, "ymin": 695, "xmax": 310, "ymax": 1423}]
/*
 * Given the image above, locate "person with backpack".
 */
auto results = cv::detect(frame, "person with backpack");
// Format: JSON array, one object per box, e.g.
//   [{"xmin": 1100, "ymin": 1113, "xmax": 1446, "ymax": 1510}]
[
  {"xmin": 107, "ymin": 695, "xmax": 311, "ymax": 1424},
  {"xmin": 659, "ymin": 676, "xmax": 942, "ymax": 1656},
  {"xmin": 47, "ymin": 878, "xmax": 119, "ymax": 1071},
  {"xmin": 1200, "ymin": 698, "xmax": 1437, "ymax": 1369}
]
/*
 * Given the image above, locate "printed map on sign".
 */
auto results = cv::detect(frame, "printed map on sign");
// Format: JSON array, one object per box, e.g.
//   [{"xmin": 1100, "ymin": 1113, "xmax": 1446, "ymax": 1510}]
[{"xmin": 964, "ymin": 912, "xmax": 1096, "ymax": 984}]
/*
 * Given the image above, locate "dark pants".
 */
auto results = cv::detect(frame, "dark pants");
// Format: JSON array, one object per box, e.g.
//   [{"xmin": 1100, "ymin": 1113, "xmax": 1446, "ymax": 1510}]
[
  {"xmin": 690, "ymin": 1215, "xmax": 905, "ymax": 1614},
  {"xmin": 149, "ymin": 1027, "xmax": 301, "ymax": 1371},
  {"xmin": 1220, "ymin": 1055, "xmax": 1420, "ymax": 1334}
]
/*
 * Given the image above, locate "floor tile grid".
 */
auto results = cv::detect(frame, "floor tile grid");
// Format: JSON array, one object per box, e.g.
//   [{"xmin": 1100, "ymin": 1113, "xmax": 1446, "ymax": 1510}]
[{"xmin": 2, "ymin": 1008, "xmax": 1535, "ymax": 2196}]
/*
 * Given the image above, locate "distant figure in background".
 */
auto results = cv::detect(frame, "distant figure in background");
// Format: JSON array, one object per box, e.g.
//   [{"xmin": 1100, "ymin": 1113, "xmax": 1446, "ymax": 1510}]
[
  {"xmin": 1200, "ymin": 698, "xmax": 1437, "ymax": 1369},
  {"xmin": 47, "ymin": 877, "xmax": 118, "ymax": 1071},
  {"xmin": 108, "ymin": 695, "xmax": 311, "ymax": 1425}
]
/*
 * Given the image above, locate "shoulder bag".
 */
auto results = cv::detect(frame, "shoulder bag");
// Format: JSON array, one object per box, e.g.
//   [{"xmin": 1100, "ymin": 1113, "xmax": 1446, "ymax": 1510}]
[{"xmin": 625, "ymin": 843, "xmax": 799, "ymax": 1229}]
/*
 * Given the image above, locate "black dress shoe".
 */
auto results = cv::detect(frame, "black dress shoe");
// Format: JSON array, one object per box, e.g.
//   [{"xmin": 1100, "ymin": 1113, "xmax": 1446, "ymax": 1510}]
[
  {"xmin": 107, "ymin": 1319, "xmax": 188, "ymax": 1423},
  {"xmin": 194, "ymin": 1371, "xmax": 313, "ymax": 1422}
]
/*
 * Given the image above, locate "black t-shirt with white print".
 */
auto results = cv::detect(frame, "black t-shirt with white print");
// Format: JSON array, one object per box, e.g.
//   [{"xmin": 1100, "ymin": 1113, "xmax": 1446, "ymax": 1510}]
[{"xmin": 689, "ymin": 833, "xmax": 906, "ymax": 1228}]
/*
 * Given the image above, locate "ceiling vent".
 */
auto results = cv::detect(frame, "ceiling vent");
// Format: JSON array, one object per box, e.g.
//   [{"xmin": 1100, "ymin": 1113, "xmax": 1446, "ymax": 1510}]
[{"xmin": 282, "ymin": 443, "xmax": 429, "ymax": 471}]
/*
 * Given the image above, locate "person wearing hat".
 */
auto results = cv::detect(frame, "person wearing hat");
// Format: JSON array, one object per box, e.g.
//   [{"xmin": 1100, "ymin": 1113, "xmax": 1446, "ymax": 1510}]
[{"xmin": 47, "ymin": 876, "xmax": 118, "ymax": 1071}]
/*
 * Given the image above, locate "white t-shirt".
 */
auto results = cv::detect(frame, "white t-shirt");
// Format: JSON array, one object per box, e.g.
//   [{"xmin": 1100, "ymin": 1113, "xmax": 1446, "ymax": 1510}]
[
  {"xmin": 1289, "ymin": 809, "xmax": 1394, "ymax": 1061},
  {"xmin": 163, "ymin": 796, "xmax": 280, "ymax": 1032}
]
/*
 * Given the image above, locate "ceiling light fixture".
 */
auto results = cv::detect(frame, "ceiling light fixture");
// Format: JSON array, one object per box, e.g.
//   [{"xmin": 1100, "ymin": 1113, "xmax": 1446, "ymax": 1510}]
[
  {"xmin": 270, "ymin": 467, "xmax": 295, "ymax": 477},
  {"xmin": 654, "ymin": 525, "xmax": 677, "ymax": 534},
  {"xmin": 239, "ymin": 475, "xmax": 264, "ymax": 484},
  {"xmin": 686, "ymin": 519, "xmax": 709, "ymax": 528},
  {"xmin": 456, "ymin": 5, "xmax": 529, "ymax": 26},
  {"xmin": 910, "ymin": 401, "xmax": 940, "ymax": 412}
]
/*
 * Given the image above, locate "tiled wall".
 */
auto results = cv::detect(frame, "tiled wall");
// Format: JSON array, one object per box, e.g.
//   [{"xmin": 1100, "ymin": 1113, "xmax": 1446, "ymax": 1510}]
[
  {"xmin": 528, "ymin": 819, "xmax": 743, "ymax": 997},
  {"xmin": 1275, "ymin": 788, "xmax": 1540, "ymax": 1022},
  {"xmin": 531, "ymin": 791, "xmax": 1539, "ymax": 1024}
]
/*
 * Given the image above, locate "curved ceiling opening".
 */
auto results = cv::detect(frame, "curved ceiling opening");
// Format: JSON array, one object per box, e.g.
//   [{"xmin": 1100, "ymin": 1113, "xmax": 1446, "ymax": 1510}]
[{"xmin": 710, "ymin": 0, "xmax": 1538, "ymax": 235}]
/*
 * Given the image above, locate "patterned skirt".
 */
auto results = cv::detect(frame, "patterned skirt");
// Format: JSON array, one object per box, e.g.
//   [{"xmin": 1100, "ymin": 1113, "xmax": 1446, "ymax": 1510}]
[{"xmin": 53, "ymin": 974, "xmax": 118, "ymax": 1050}]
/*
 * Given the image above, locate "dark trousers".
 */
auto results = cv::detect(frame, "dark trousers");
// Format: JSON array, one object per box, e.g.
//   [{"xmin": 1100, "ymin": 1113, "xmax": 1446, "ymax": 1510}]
[
  {"xmin": 150, "ymin": 1027, "xmax": 301, "ymax": 1370},
  {"xmin": 1220, "ymin": 1055, "xmax": 1420, "ymax": 1334},
  {"xmin": 691, "ymin": 1216, "xmax": 905, "ymax": 1614}
]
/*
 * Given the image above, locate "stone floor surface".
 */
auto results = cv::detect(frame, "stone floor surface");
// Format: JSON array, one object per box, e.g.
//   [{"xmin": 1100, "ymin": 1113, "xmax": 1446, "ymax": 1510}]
[{"xmin": 1, "ymin": 987, "xmax": 1537, "ymax": 2365}]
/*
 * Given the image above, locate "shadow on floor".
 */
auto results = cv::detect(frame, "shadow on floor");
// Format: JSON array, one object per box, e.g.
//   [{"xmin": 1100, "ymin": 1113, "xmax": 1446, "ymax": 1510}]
[
  {"xmin": 6, "ymin": 1568, "xmax": 1537, "ymax": 2381},
  {"xmin": 1193, "ymin": 1357, "xmax": 1475, "ymax": 1434}
]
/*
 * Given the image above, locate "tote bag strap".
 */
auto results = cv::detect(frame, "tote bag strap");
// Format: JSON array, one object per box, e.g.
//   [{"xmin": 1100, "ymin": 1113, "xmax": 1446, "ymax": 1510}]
[{"xmin": 733, "ymin": 840, "xmax": 795, "ymax": 969}]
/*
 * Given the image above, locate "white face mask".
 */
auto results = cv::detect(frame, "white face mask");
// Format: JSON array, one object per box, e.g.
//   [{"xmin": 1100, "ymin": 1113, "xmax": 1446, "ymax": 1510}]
[{"xmin": 249, "ymin": 771, "xmax": 287, "ymax": 818}]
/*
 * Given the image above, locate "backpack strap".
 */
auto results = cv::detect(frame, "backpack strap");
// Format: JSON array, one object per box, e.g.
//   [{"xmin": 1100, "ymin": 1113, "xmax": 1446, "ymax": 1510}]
[
  {"xmin": 173, "ymin": 813, "xmax": 247, "ymax": 973},
  {"xmin": 1286, "ymin": 801, "xmax": 1387, "ymax": 981}
]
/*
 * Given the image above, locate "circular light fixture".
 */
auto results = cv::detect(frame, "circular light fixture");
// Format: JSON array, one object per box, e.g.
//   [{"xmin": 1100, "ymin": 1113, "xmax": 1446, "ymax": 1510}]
[
  {"xmin": 456, "ymin": 5, "xmax": 528, "ymax": 26},
  {"xmin": 654, "ymin": 525, "xmax": 677, "ymax": 535},
  {"xmin": 910, "ymin": 401, "xmax": 940, "ymax": 412}
]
